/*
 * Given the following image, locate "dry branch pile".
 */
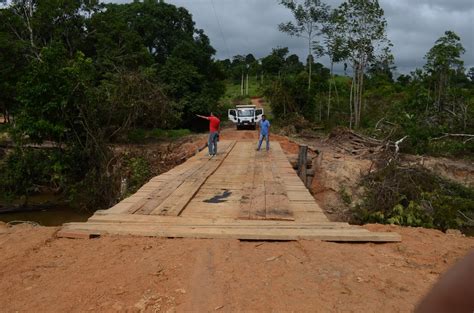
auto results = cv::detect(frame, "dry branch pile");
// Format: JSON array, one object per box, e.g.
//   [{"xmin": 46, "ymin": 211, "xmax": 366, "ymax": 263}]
[{"xmin": 327, "ymin": 127, "xmax": 408, "ymax": 159}]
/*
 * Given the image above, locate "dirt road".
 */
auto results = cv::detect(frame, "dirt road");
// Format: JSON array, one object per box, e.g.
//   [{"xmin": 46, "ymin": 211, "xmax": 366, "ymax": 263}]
[{"xmin": 1, "ymin": 129, "xmax": 473, "ymax": 312}]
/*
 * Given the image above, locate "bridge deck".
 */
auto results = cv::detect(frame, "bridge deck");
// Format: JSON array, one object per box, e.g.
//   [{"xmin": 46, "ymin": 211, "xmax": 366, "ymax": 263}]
[{"xmin": 59, "ymin": 140, "xmax": 400, "ymax": 242}]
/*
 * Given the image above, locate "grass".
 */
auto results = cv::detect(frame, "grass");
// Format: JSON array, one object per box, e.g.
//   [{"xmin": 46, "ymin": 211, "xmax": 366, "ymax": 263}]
[
  {"xmin": 127, "ymin": 128, "xmax": 192, "ymax": 143},
  {"xmin": 224, "ymin": 76, "xmax": 262, "ymax": 99},
  {"xmin": 220, "ymin": 77, "xmax": 263, "ymax": 107}
]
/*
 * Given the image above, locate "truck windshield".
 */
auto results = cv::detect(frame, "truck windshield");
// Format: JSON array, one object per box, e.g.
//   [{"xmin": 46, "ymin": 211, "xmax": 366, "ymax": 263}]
[{"xmin": 238, "ymin": 109, "xmax": 254, "ymax": 117}]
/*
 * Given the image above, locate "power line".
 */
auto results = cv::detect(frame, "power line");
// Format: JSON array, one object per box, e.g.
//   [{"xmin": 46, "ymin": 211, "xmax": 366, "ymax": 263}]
[{"xmin": 211, "ymin": 0, "xmax": 232, "ymax": 59}]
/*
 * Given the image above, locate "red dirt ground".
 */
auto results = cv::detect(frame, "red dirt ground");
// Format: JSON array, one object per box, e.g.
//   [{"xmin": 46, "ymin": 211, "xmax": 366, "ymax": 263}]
[
  {"xmin": 1, "ymin": 128, "xmax": 473, "ymax": 312},
  {"xmin": 0, "ymin": 223, "xmax": 472, "ymax": 312}
]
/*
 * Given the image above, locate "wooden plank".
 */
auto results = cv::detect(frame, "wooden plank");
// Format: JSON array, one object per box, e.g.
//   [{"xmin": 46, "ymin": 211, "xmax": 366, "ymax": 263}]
[
  {"xmin": 105, "ymin": 202, "xmax": 135, "ymax": 214},
  {"xmin": 152, "ymin": 141, "xmax": 237, "ymax": 216},
  {"xmin": 237, "ymin": 156, "xmax": 257, "ymax": 219},
  {"xmin": 287, "ymin": 191, "xmax": 316, "ymax": 202},
  {"xmin": 192, "ymin": 189, "xmax": 243, "ymax": 202},
  {"xmin": 127, "ymin": 141, "xmax": 235, "ymax": 215},
  {"xmin": 181, "ymin": 202, "xmax": 241, "ymax": 219},
  {"xmin": 265, "ymin": 181, "xmax": 293, "ymax": 221},
  {"xmin": 248, "ymin": 185, "xmax": 266, "ymax": 220},
  {"xmin": 62, "ymin": 223, "xmax": 402, "ymax": 242},
  {"xmin": 131, "ymin": 179, "xmax": 184, "ymax": 214},
  {"xmin": 68, "ymin": 221, "xmax": 359, "ymax": 230},
  {"xmin": 244, "ymin": 151, "xmax": 266, "ymax": 220},
  {"xmin": 150, "ymin": 180, "xmax": 199, "ymax": 216},
  {"xmin": 87, "ymin": 213, "xmax": 351, "ymax": 227}
]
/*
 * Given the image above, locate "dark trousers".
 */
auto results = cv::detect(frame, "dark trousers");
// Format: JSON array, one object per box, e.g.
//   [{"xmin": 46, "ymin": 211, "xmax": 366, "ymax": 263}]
[{"xmin": 208, "ymin": 131, "xmax": 218, "ymax": 155}]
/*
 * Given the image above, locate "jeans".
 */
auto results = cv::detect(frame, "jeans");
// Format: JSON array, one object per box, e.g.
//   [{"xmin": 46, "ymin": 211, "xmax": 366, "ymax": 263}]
[
  {"xmin": 257, "ymin": 133, "xmax": 270, "ymax": 151},
  {"xmin": 208, "ymin": 131, "xmax": 218, "ymax": 155}
]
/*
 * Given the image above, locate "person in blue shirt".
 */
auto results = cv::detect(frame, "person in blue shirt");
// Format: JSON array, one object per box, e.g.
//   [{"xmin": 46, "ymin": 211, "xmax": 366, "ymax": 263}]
[{"xmin": 257, "ymin": 115, "xmax": 271, "ymax": 151}]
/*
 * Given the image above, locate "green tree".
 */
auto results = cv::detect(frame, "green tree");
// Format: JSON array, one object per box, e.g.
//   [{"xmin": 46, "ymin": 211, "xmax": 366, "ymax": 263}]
[
  {"xmin": 467, "ymin": 67, "xmax": 474, "ymax": 82},
  {"xmin": 322, "ymin": 9, "xmax": 349, "ymax": 120},
  {"xmin": 279, "ymin": 0, "xmax": 330, "ymax": 91},
  {"xmin": 0, "ymin": 0, "xmax": 226, "ymax": 207},
  {"xmin": 285, "ymin": 54, "xmax": 305, "ymax": 74},
  {"xmin": 333, "ymin": 0, "xmax": 390, "ymax": 129},
  {"xmin": 424, "ymin": 30, "xmax": 465, "ymax": 110},
  {"xmin": 261, "ymin": 47, "xmax": 289, "ymax": 76},
  {"xmin": 0, "ymin": 8, "xmax": 27, "ymax": 122}
]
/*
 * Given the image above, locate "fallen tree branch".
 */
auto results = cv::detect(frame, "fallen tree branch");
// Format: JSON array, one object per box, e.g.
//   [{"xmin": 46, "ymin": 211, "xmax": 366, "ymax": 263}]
[
  {"xmin": 394, "ymin": 136, "xmax": 408, "ymax": 154},
  {"xmin": 431, "ymin": 133, "xmax": 474, "ymax": 141},
  {"xmin": 458, "ymin": 210, "xmax": 474, "ymax": 226}
]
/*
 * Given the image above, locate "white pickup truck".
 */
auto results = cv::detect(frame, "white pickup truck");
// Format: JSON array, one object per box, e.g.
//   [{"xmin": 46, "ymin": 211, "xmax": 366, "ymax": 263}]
[{"xmin": 228, "ymin": 105, "xmax": 264, "ymax": 130}]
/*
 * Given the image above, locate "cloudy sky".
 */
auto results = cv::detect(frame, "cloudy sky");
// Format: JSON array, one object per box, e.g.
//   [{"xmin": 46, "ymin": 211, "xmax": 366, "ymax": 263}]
[{"xmin": 109, "ymin": 0, "xmax": 474, "ymax": 74}]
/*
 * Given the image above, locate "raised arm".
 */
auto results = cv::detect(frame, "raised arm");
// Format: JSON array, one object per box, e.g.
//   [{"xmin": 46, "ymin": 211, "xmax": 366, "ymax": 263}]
[{"xmin": 196, "ymin": 114, "xmax": 209, "ymax": 120}]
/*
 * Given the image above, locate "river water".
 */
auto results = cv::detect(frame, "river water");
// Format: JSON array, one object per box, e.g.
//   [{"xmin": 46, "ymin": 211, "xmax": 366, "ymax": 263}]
[
  {"xmin": 0, "ymin": 193, "xmax": 92, "ymax": 226},
  {"xmin": 0, "ymin": 207, "xmax": 91, "ymax": 226}
]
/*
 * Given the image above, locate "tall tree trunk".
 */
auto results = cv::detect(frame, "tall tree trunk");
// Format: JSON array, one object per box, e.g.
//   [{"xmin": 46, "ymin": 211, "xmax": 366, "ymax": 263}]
[
  {"xmin": 246, "ymin": 72, "xmax": 249, "ymax": 95},
  {"xmin": 349, "ymin": 73, "xmax": 354, "ymax": 129},
  {"xmin": 308, "ymin": 37, "xmax": 312, "ymax": 92},
  {"xmin": 353, "ymin": 63, "xmax": 359, "ymax": 129},
  {"xmin": 319, "ymin": 94, "xmax": 322, "ymax": 122},
  {"xmin": 327, "ymin": 60, "xmax": 334, "ymax": 120},
  {"xmin": 240, "ymin": 70, "xmax": 244, "ymax": 96},
  {"xmin": 357, "ymin": 61, "xmax": 364, "ymax": 128}
]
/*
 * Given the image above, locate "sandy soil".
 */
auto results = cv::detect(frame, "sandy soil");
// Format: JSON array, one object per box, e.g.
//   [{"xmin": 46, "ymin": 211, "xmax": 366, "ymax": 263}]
[
  {"xmin": 1, "ymin": 126, "xmax": 473, "ymax": 312},
  {"xmin": 0, "ymin": 223, "xmax": 472, "ymax": 313}
]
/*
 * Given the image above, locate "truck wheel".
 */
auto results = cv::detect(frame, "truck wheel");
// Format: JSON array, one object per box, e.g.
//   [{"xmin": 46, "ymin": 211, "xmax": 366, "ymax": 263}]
[{"xmin": 236, "ymin": 125, "xmax": 241, "ymax": 130}]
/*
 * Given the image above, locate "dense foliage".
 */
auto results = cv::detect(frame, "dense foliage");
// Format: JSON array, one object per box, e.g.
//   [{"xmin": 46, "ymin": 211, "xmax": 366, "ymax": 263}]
[{"xmin": 0, "ymin": 0, "xmax": 225, "ymax": 207}]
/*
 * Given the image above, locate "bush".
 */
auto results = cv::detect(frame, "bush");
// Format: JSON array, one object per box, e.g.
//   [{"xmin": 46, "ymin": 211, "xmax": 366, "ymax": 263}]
[
  {"xmin": 355, "ymin": 162, "xmax": 474, "ymax": 231},
  {"xmin": 124, "ymin": 156, "xmax": 151, "ymax": 195},
  {"xmin": 0, "ymin": 148, "xmax": 74, "ymax": 202}
]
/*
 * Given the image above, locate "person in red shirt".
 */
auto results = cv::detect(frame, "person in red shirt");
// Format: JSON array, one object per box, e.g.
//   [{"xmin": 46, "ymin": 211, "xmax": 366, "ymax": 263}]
[{"xmin": 196, "ymin": 112, "xmax": 220, "ymax": 156}]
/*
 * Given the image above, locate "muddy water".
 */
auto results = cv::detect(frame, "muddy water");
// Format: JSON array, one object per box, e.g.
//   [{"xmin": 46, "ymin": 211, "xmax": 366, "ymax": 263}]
[
  {"xmin": 0, "ymin": 193, "xmax": 92, "ymax": 226},
  {"xmin": 0, "ymin": 208, "xmax": 91, "ymax": 226}
]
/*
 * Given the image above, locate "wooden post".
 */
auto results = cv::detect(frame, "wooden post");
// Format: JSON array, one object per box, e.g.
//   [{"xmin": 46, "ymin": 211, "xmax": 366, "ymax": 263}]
[
  {"xmin": 297, "ymin": 145, "xmax": 308, "ymax": 185},
  {"xmin": 306, "ymin": 151, "xmax": 322, "ymax": 188}
]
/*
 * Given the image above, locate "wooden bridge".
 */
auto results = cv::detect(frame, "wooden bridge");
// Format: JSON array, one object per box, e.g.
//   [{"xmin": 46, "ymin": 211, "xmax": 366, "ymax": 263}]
[{"xmin": 59, "ymin": 140, "xmax": 401, "ymax": 242}]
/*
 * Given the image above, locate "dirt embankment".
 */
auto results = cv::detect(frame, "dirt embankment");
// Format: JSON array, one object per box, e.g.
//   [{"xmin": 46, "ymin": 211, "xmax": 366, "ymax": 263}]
[{"xmin": 285, "ymin": 130, "xmax": 474, "ymax": 222}]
